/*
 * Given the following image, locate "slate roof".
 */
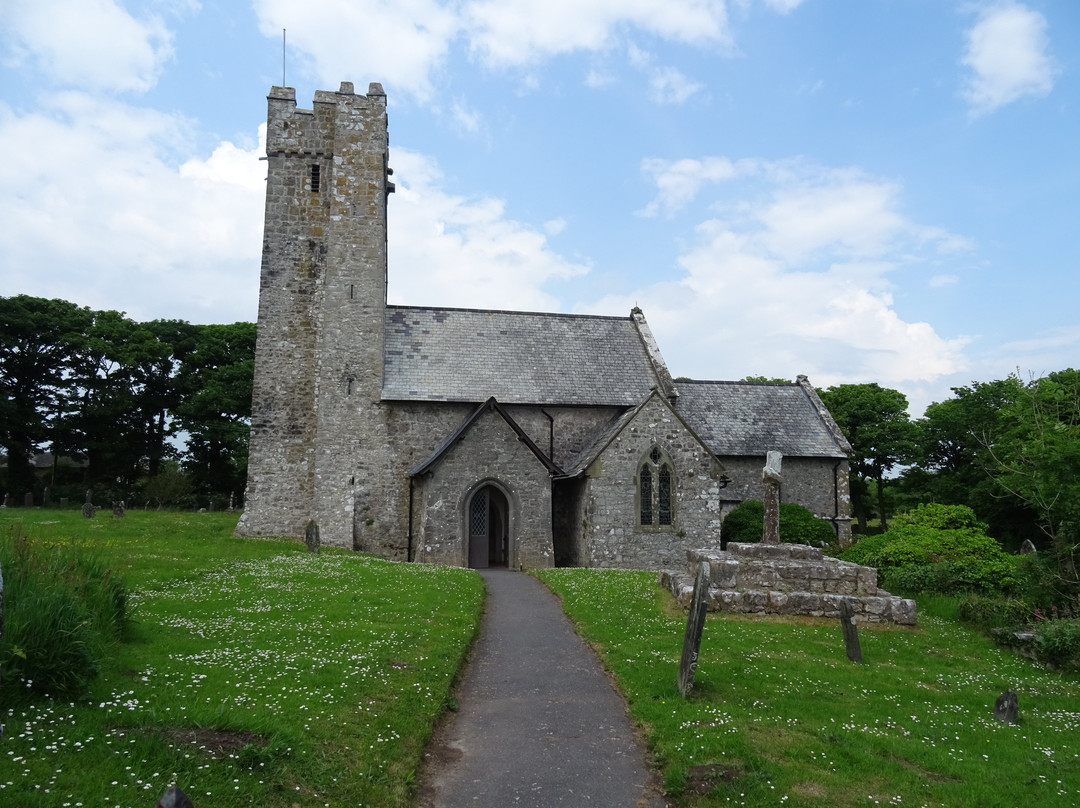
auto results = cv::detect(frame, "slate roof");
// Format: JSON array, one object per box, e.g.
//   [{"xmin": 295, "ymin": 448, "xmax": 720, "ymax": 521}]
[
  {"xmin": 382, "ymin": 306, "xmax": 659, "ymax": 405},
  {"xmin": 673, "ymin": 380, "xmax": 850, "ymax": 458}
]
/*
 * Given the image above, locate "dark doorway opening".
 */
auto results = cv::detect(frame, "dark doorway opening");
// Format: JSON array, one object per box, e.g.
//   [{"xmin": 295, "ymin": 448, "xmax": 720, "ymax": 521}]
[{"xmin": 468, "ymin": 485, "xmax": 510, "ymax": 568}]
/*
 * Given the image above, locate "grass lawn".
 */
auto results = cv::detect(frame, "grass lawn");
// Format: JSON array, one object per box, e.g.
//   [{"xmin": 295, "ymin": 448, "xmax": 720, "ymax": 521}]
[
  {"xmin": 0, "ymin": 509, "xmax": 484, "ymax": 808},
  {"xmin": 535, "ymin": 568, "xmax": 1080, "ymax": 808}
]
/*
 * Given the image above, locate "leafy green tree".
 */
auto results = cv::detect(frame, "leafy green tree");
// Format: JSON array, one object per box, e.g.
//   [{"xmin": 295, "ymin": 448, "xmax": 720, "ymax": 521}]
[
  {"xmin": 0, "ymin": 296, "xmax": 93, "ymax": 497},
  {"xmin": 990, "ymin": 370, "xmax": 1080, "ymax": 585},
  {"xmin": 899, "ymin": 377, "xmax": 1036, "ymax": 549},
  {"xmin": 818, "ymin": 383, "xmax": 917, "ymax": 532},
  {"xmin": 175, "ymin": 322, "xmax": 256, "ymax": 506}
]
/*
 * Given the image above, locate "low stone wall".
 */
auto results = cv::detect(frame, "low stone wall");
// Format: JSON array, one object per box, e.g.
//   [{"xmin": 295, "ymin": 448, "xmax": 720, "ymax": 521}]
[{"xmin": 660, "ymin": 543, "xmax": 916, "ymax": 625}]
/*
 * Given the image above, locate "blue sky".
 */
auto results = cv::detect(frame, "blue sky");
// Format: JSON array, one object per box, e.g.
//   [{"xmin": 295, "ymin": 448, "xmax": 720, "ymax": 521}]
[{"xmin": 1, "ymin": 0, "xmax": 1076, "ymax": 416}]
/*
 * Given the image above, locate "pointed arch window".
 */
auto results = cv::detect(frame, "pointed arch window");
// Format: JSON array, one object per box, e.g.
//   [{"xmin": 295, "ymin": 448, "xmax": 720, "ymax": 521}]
[{"xmin": 638, "ymin": 446, "xmax": 675, "ymax": 529}]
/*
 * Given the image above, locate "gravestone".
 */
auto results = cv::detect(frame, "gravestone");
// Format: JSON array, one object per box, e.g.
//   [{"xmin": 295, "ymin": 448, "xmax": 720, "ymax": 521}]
[
  {"xmin": 994, "ymin": 689, "xmax": 1019, "ymax": 724},
  {"xmin": 678, "ymin": 560, "xmax": 711, "ymax": 697},
  {"xmin": 23, "ymin": 491, "xmax": 34, "ymax": 508},
  {"xmin": 838, "ymin": 598, "xmax": 863, "ymax": 663},
  {"xmin": 1019, "ymin": 539, "xmax": 1037, "ymax": 555},
  {"xmin": 155, "ymin": 785, "xmax": 195, "ymax": 808},
  {"xmin": 81, "ymin": 489, "xmax": 96, "ymax": 518},
  {"xmin": 305, "ymin": 519, "xmax": 321, "ymax": 554},
  {"xmin": 761, "ymin": 451, "xmax": 783, "ymax": 546},
  {"xmin": 112, "ymin": 500, "xmax": 126, "ymax": 519},
  {"xmin": 43, "ymin": 486, "xmax": 51, "ymax": 506}
]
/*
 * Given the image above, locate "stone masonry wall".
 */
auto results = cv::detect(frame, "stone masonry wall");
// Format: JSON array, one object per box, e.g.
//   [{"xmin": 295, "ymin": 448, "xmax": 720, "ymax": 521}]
[
  {"xmin": 583, "ymin": 396, "xmax": 726, "ymax": 569},
  {"xmin": 413, "ymin": 407, "xmax": 554, "ymax": 568},
  {"xmin": 717, "ymin": 455, "xmax": 852, "ymax": 546}
]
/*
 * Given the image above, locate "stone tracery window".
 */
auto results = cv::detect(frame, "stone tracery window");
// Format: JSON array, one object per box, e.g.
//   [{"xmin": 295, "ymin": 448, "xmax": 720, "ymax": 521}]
[{"xmin": 638, "ymin": 446, "xmax": 675, "ymax": 529}]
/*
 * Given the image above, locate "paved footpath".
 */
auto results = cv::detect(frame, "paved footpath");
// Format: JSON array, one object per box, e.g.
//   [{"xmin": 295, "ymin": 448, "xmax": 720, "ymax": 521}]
[{"xmin": 416, "ymin": 569, "xmax": 669, "ymax": 808}]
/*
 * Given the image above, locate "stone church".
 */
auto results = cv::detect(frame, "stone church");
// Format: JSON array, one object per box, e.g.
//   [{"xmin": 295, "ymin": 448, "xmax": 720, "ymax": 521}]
[{"xmin": 236, "ymin": 81, "xmax": 854, "ymax": 569}]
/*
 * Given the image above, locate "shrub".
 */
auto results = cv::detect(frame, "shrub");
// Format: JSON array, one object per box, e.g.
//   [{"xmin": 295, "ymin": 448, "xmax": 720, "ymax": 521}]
[
  {"xmin": 956, "ymin": 593, "xmax": 1032, "ymax": 630},
  {"xmin": 1032, "ymin": 618, "xmax": 1080, "ymax": 671},
  {"xmin": 721, "ymin": 501, "xmax": 838, "ymax": 548},
  {"xmin": 841, "ymin": 503, "xmax": 1019, "ymax": 594},
  {"xmin": 839, "ymin": 532, "xmax": 895, "ymax": 566},
  {"xmin": 0, "ymin": 531, "xmax": 129, "ymax": 703}
]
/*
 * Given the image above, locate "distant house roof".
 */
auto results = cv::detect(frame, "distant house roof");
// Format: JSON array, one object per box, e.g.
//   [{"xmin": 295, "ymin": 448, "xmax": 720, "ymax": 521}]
[
  {"xmin": 673, "ymin": 377, "xmax": 851, "ymax": 458},
  {"xmin": 382, "ymin": 306, "xmax": 661, "ymax": 406}
]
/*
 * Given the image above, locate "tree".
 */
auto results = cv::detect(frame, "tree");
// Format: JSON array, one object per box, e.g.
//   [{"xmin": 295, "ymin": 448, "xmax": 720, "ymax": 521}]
[
  {"xmin": 0, "ymin": 296, "xmax": 93, "ymax": 497},
  {"xmin": 818, "ymin": 383, "xmax": 917, "ymax": 532},
  {"xmin": 175, "ymin": 322, "xmax": 256, "ymax": 506},
  {"xmin": 900, "ymin": 377, "xmax": 1036, "ymax": 549},
  {"xmin": 989, "ymin": 370, "xmax": 1080, "ymax": 584}
]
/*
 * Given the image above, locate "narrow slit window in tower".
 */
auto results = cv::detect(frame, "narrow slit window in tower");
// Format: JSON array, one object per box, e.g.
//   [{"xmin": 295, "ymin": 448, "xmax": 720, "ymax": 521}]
[{"xmin": 310, "ymin": 164, "xmax": 320, "ymax": 193}]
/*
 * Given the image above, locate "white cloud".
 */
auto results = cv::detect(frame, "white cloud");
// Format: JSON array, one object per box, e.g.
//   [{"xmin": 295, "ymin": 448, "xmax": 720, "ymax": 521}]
[
  {"xmin": 648, "ymin": 66, "xmax": 705, "ymax": 105},
  {"xmin": 386, "ymin": 149, "xmax": 588, "ymax": 311},
  {"xmin": 254, "ymin": 0, "xmax": 461, "ymax": 100},
  {"xmin": 929, "ymin": 274, "xmax": 959, "ymax": 288},
  {"xmin": 0, "ymin": 95, "xmax": 264, "ymax": 323},
  {"xmin": 253, "ymin": 0, "xmax": 749, "ymax": 98},
  {"xmin": 2, "ymin": 0, "xmax": 174, "ymax": 93},
  {"xmin": 638, "ymin": 156, "xmax": 741, "ymax": 216},
  {"xmin": 464, "ymin": 0, "xmax": 733, "ymax": 67},
  {"xmin": 592, "ymin": 156, "xmax": 971, "ymax": 390},
  {"xmin": 962, "ymin": 2, "xmax": 1055, "ymax": 116}
]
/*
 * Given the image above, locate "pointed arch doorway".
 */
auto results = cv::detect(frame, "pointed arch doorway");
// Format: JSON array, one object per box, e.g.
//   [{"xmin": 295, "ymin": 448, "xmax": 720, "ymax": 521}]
[{"xmin": 467, "ymin": 485, "xmax": 510, "ymax": 568}]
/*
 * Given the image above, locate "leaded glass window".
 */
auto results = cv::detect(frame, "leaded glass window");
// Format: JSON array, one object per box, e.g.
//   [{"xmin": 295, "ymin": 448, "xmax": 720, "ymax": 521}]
[
  {"xmin": 639, "ymin": 466, "xmax": 653, "ymax": 525},
  {"xmin": 638, "ymin": 447, "xmax": 675, "ymax": 529},
  {"xmin": 658, "ymin": 464, "xmax": 672, "ymax": 525}
]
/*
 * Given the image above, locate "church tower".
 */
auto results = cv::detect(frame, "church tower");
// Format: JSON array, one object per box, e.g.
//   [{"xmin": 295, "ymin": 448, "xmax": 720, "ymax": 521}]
[{"xmin": 237, "ymin": 82, "xmax": 394, "ymax": 545}]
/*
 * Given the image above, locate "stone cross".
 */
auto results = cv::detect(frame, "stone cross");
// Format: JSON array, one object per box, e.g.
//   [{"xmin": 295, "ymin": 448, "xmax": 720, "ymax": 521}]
[
  {"xmin": 678, "ymin": 561, "xmax": 711, "ymax": 697},
  {"xmin": 761, "ymin": 450, "xmax": 783, "ymax": 545},
  {"xmin": 838, "ymin": 598, "xmax": 863, "ymax": 663}
]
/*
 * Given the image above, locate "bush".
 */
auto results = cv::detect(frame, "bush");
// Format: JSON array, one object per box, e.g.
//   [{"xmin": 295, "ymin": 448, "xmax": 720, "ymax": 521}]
[
  {"xmin": 1032, "ymin": 618, "xmax": 1080, "ymax": 671},
  {"xmin": 956, "ymin": 593, "xmax": 1032, "ymax": 630},
  {"xmin": 840, "ymin": 503, "xmax": 1019, "ymax": 594},
  {"xmin": 721, "ymin": 501, "xmax": 838, "ymax": 548},
  {"xmin": 839, "ymin": 532, "xmax": 895, "ymax": 566},
  {"xmin": 0, "ymin": 530, "xmax": 129, "ymax": 703}
]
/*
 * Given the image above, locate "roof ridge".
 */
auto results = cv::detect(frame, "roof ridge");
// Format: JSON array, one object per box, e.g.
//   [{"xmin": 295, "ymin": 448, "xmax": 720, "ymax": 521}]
[{"xmin": 386, "ymin": 304, "xmax": 630, "ymax": 322}]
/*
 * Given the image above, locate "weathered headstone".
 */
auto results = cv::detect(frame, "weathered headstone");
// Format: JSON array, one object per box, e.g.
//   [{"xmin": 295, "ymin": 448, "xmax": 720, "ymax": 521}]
[
  {"xmin": 838, "ymin": 598, "xmax": 863, "ymax": 663},
  {"xmin": 761, "ymin": 450, "xmax": 783, "ymax": 546},
  {"xmin": 1019, "ymin": 539, "xmax": 1037, "ymax": 555},
  {"xmin": 155, "ymin": 785, "xmax": 195, "ymax": 808},
  {"xmin": 81, "ymin": 489, "xmax": 96, "ymax": 519},
  {"xmin": 43, "ymin": 486, "xmax": 51, "ymax": 506},
  {"xmin": 112, "ymin": 500, "xmax": 126, "ymax": 519},
  {"xmin": 23, "ymin": 491, "xmax": 34, "ymax": 508},
  {"xmin": 228, "ymin": 491, "xmax": 235, "ymax": 512},
  {"xmin": 305, "ymin": 519, "xmax": 321, "ymax": 554},
  {"xmin": 678, "ymin": 560, "xmax": 711, "ymax": 697},
  {"xmin": 994, "ymin": 689, "xmax": 1019, "ymax": 724}
]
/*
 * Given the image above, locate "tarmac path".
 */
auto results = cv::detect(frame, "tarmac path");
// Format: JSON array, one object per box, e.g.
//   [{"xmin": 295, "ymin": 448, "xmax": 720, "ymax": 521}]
[{"xmin": 416, "ymin": 568, "xmax": 668, "ymax": 808}]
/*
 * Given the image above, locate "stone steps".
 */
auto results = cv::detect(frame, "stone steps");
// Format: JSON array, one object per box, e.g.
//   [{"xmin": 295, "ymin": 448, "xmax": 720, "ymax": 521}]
[{"xmin": 660, "ymin": 543, "xmax": 916, "ymax": 625}]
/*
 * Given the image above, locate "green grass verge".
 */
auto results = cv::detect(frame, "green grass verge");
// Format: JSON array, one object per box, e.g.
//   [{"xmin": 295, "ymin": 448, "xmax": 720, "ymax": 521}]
[
  {"xmin": 0, "ymin": 509, "xmax": 484, "ymax": 808},
  {"xmin": 535, "ymin": 568, "xmax": 1080, "ymax": 808}
]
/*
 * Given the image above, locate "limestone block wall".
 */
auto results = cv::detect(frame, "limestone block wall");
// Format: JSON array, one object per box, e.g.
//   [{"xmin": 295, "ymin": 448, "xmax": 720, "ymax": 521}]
[
  {"xmin": 412, "ymin": 407, "xmax": 555, "ymax": 568},
  {"xmin": 503, "ymin": 405, "xmax": 623, "ymax": 469},
  {"xmin": 582, "ymin": 396, "xmax": 726, "ymax": 569}
]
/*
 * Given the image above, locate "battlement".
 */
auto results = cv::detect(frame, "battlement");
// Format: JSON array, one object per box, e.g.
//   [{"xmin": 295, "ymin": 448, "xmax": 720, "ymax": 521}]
[{"xmin": 266, "ymin": 82, "xmax": 388, "ymax": 156}]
